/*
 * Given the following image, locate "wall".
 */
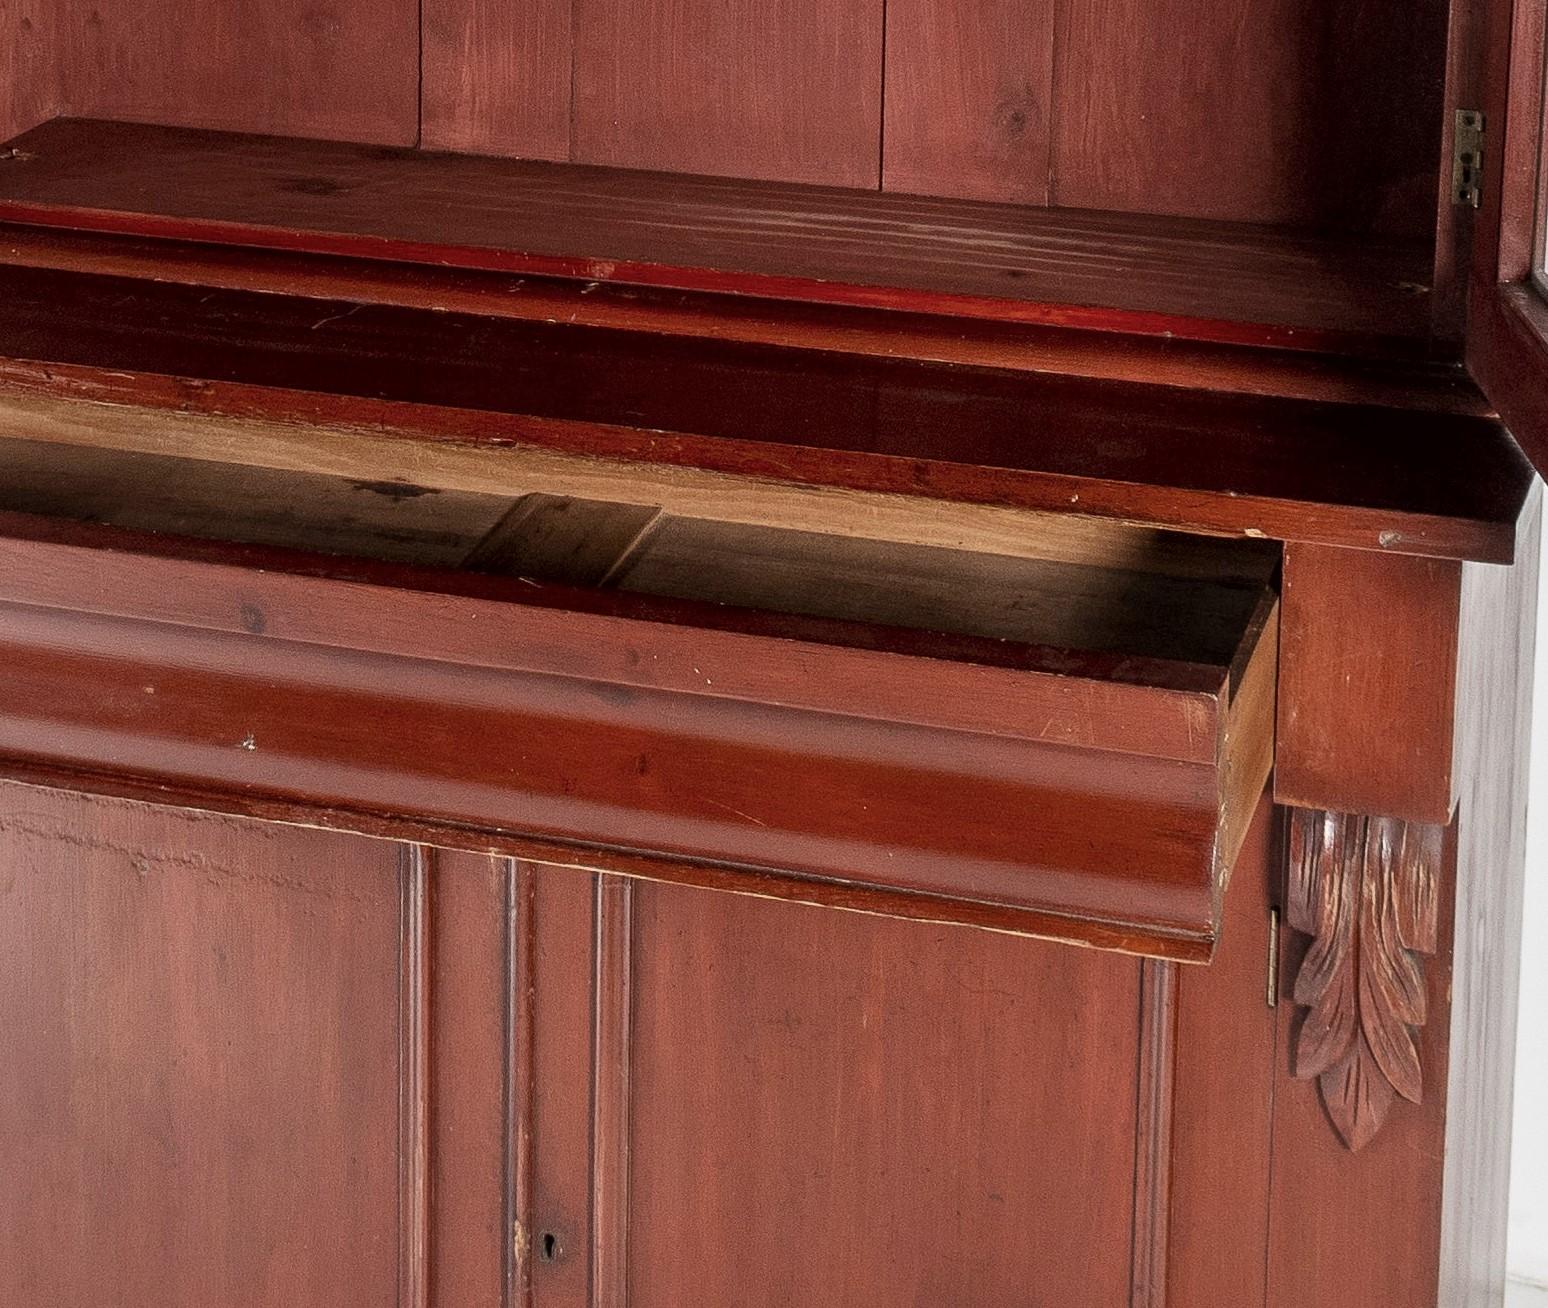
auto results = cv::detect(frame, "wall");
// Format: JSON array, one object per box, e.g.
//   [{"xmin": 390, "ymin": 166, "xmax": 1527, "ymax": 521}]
[{"xmin": 1510, "ymin": 532, "xmax": 1548, "ymax": 1292}]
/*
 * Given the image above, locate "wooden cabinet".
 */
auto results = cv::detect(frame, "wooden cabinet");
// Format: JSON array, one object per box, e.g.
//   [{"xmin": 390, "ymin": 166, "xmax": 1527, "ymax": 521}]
[
  {"xmin": 0, "ymin": 2, "xmax": 1546, "ymax": 1304},
  {"xmin": 0, "ymin": 784, "xmax": 1283, "ymax": 1307}
]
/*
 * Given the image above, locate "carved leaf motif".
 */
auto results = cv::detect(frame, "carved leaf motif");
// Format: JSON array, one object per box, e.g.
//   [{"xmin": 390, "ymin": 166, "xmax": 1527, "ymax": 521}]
[
  {"xmin": 1287, "ymin": 809, "xmax": 1444, "ymax": 1150},
  {"xmin": 1319, "ymin": 1033, "xmax": 1397, "ymax": 1154}
]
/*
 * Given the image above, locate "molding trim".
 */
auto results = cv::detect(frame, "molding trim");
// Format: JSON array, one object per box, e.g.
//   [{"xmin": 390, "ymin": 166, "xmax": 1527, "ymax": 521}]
[
  {"xmin": 1286, "ymin": 808, "xmax": 1444, "ymax": 1150},
  {"xmin": 398, "ymin": 843, "xmax": 432, "ymax": 1308}
]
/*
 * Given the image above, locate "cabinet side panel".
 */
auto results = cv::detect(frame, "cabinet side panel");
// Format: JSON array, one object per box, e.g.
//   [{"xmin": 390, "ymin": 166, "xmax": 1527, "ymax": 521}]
[
  {"xmin": 56, "ymin": 0, "xmax": 419, "ymax": 144},
  {"xmin": 421, "ymin": 0, "xmax": 573, "ymax": 160},
  {"xmin": 1439, "ymin": 488, "xmax": 1542, "ymax": 1306},
  {"xmin": 882, "ymin": 0, "xmax": 1055, "ymax": 204},
  {"xmin": 1167, "ymin": 794, "xmax": 1278, "ymax": 1307},
  {"xmin": 0, "ymin": 782, "xmax": 403, "ymax": 1307},
  {"xmin": 571, "ymin": 0, "xmax": 884, "ymax": 187},
  {"xmin": 1266, "ymin": 833, "xmax": 1453, "ymax": 1307},
  {"xmin": 1051, "ymin": 0, "xmax": 1447, "ymax": 237},
  {"xmin": 624, "ymin": 882, "xmax": 1143, "ymax": 1306}
]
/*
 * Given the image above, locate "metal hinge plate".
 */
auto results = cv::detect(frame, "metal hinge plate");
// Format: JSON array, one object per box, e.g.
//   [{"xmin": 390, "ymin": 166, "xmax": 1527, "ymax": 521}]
[{"xmin": 1453, "ymin": 109, "xmax": 1485, "ymax": 208}]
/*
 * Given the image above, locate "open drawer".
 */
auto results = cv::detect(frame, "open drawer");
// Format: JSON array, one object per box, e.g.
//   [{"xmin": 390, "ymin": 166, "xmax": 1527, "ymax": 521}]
[{"xmin": 0, "ymin": 427, "xmax": 1278, "ymax": 961}]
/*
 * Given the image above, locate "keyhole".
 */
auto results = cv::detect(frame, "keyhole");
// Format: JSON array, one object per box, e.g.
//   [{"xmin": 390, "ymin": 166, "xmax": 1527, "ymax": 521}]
[{"xmin": 540, "ymin": 1232, "xmax": 559, "ymax": 1263}]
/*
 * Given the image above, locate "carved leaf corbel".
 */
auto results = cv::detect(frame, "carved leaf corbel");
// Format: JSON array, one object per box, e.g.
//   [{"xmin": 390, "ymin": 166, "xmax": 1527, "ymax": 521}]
[{"xmin": 1286, "ymin": 808, "xmax": 1443, "ymax": 1151}]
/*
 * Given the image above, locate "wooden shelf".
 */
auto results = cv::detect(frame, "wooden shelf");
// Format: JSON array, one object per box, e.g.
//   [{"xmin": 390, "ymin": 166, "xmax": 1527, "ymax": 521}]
[
  {"xmin": 0, "ymin": 118, "xmax": 1436, "ymax": 355},
  {"xmin": 0, "ymin": 264, "xmax": 1530, "ymax": 563}
]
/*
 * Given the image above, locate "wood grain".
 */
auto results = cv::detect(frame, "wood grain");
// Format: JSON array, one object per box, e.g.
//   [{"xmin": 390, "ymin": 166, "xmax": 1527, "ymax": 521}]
[
  {"xmin": 1260, "ymin": 495, "xmax": 1539, "ymax": 1305},
  {"xmin": 0, "ymin": 434, "xmax": 515, "ymax": 567},
  {"xmin": 1286, "ymin": 810, "xmax": 1443, "ymax": 1150},
  {"xmin": 0, "ymin": 291, "xmax": 1529, "ymax": 564},
  {"xmin": 522, "ymin": 865, "xmax": 595, "ymax": 1304},
  {"xmin": 0, "ymin": 223, "xmax": 1490, "ymax": 412},
  {"xmin": 1276, "ymin": 543, "xmax": 1464, "ymax": 823},
  {"xmin": 0, "ymin": 572, "xmax": 1249, "ymax": 956},
  {"xmin": 0, "ymin": 0, "xmax": 56, "ymax": 141},
  {"xmin": 1468, "ymin": 283, "xmax": 1548, "ymax": 486},
  {"xmin": 590, "ymin": 877, "xmax": 633, "ymax": 1308},
  {"xmin": 465, "ymin": 495, "xmax": 662, "ymax": 589},
  {"xmin": 1265, "ymin": 818, "xmax": 1455, "ymax": 1307},
  {"xmin": 882, "ymin": 0, "xmax": 1053, "ymax": 204},
  {"xmin": 625, "ymin": 882, "xmax": 1145, "ymax": 1305},
  {"xmin": 1438, "ymin": 485, "xmax": 1542, "ymax": 1307},
  {"xmin": 1052, "ymin": 0, "xmax": 1447, "ymax": 239},
  {"xmin": 0, "ymin": 784, "xmax": 405, "ymax": 1306},
  {"xmin": 0, "ymin": 120, "xmax": 1437, "ymax": 351},
  {"xmin": 571, "ymin": 0, "xmax": 883, "ymax": 187},
  {"xmin": 1166, "ymin": 795, "xmax": 1278, "ymax": 1307},
  {"xmin": 421, "ymin": 0, "xmax": 573, "ymax": 161},
  {"xmin": 54, "ymin": 3, "xmax": 419, "ymax": 145},
  {"xmin": 427, "ymin": 850, "xmax": 516, "ymax": 1308}
]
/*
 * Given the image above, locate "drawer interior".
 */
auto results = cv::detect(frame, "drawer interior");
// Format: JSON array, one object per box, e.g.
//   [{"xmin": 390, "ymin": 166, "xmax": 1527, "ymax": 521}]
[
  {"xmin": 0, "ymin": 432, "xmax": 1277, "ymax": 676},
  {"xmin": 0, "ymin": 422, "xmax": 1279, "ymax": 957}
]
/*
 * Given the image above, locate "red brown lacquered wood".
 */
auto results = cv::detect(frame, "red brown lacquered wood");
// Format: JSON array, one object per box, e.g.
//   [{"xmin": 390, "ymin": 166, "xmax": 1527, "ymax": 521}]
[
  {"xmin": 0, "ymin": 279, "xmax": 1530, "ymax": 564},
  {"xmin": 0, "ymin": 512, "xmax": 1275, "ymax": 960},
  {"xmin": 1287, "ymin": 809, "xmax": 1444, "ymax": 1151},
  {"xmin": 0, "ymin": 119, "xmax": 1435, "ymax": 354}
]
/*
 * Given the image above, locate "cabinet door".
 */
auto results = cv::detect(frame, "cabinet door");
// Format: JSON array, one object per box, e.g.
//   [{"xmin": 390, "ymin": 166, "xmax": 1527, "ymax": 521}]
[
  {"xmin": 1466, "ymin": 0, "xmax": 1548, "ymax": 479},
  {"xmin": 0, "ymin": 777, "xmax": 1279, "ymax": 1307},
  {"xmin": 520, "ymin": 801, "xmax": 1281, "ymax": 1308},
  {"xmin": 0, "ymin": 782, "xmax": 515, "ymax": 1308}
]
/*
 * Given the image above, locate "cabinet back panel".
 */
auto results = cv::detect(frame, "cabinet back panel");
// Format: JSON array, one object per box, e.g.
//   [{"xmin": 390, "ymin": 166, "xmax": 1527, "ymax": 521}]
[
  {"xmin": 422, "ymin": 0, "xmax": 1442, "ymax": 233},
  {"xmin": 882, "ymin": 0, "xmax": 1055, "ymax": 205},
  {"xmin": 421, "ymin": 0, "xmax": 572, "ymax": 161},
  {"xmin": 1051, "ymin": 0, "xmax": 1449, "ymax": 236},
  {"xmin": 1, "ymin": 0, "xmax": 57, "ymax": 140},
  {"xmin": 56, "ymin": 0, "xmax": 420, "ymax": 145},
  {"xmin": 570, "ymin": 0, "xmax": 885, "ymax": 189},
  {"xmin": 7, "ymin": 0, "xmax": 1447, "ymax": 234}
]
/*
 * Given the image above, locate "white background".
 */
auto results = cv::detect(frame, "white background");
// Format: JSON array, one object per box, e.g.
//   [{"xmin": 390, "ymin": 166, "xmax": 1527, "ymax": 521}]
[{"xmin": 1509, "ymin": 536, "xmax": 1548, "ymax": 1303}]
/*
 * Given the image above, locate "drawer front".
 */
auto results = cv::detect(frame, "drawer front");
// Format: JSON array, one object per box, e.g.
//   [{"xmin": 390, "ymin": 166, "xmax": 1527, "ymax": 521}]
[{"xmin": 0, "ymin": 514, "xmax": 1274, "ymax": 960}]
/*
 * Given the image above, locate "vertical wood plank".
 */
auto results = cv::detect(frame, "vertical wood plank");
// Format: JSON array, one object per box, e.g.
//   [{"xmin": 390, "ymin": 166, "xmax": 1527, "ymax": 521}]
[
  {"xmin": 1051, "ymin": 0, "xmax": 1447, "ymax": 236},
  {"xmin": 624, "ymin": 882, "xmax": 1143, "ymax": 1304},
  {"xmin": 56, "ymin": 0, "xmax": 419, "ymax": 145},
  {"xmin": 1166, "ymin": 795, "xmax": 1278, "ymax": 1306},
  {"xmin": 572, "ymin": 0, "xmax": 885, "ymax": 187},
  {"xmin": 591, "ymin": 876, "xmax": 634, "ymax": 1308},
  {"xmin": 0, "ymin": 786, "xmax": 404, "ymax": 1306},
  {"xmin": 882, "ymin": 0, "xmax": 1054, "ymax": 203},
  {"xmin": 421, "ymin": 0, "xmax": 574, "ymax": 161},
  {"xmin": 526, "ymin": 866, "xmax": 595, "ymax": 1307},
  {"xmin": 428, "ymin": 850, "xmax": 516, "ymax": 1308},
  {"xmin": 0, "ymin": 0, "xmax": 56, "ymax": 140}
]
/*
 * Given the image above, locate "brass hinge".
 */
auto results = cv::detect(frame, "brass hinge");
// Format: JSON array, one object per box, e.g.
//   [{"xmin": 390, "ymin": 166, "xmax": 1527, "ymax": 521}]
[
  {"xmin": 1453, "ymin": 109, "xmax": 1485, "ymax": 208},
  {"xmin": 1267, "ymin": 907, "xmax": 1280, "ymax": 1009}
]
